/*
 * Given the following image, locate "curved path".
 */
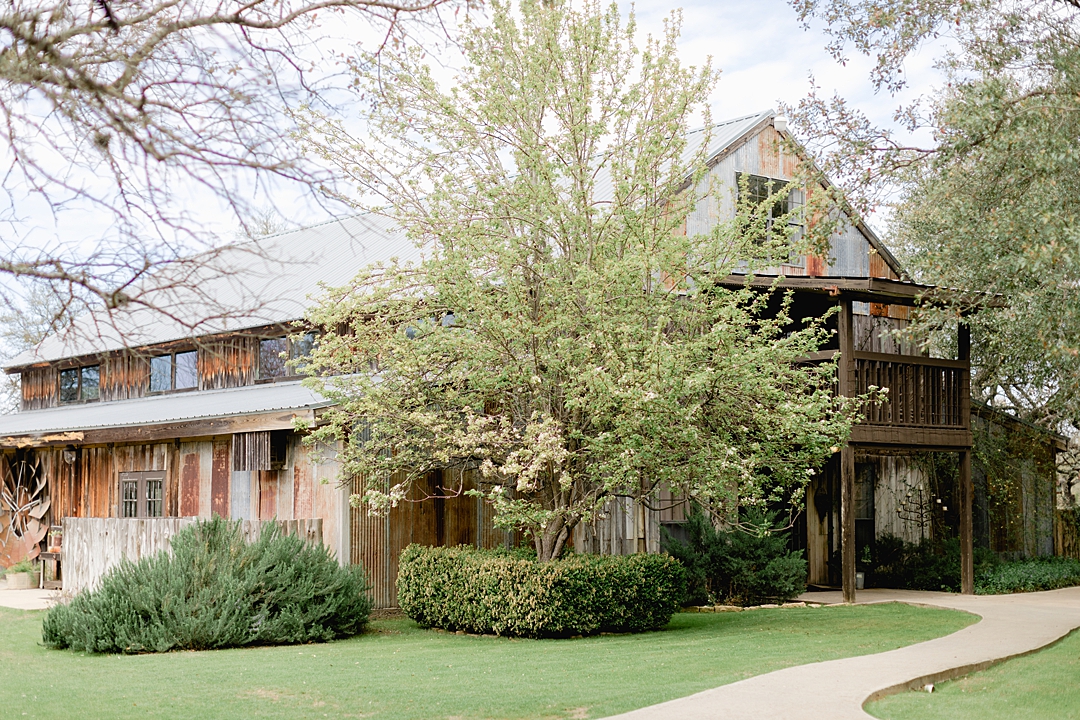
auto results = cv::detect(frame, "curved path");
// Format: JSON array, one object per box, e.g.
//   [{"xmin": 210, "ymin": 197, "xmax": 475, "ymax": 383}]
[{"xmin": 603, "ymin": 587, "xmax": 1080, "ymax": 720}]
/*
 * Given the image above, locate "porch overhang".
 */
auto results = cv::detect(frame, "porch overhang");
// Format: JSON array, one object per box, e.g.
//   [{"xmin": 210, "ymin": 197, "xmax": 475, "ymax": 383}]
[
  {"xmin": 0, "ymin": 380, "xmax": 331, "ymax": 448},
  {"xmin": 720, "ymin": 274, "xmax": 1005, "ymax": 308}
]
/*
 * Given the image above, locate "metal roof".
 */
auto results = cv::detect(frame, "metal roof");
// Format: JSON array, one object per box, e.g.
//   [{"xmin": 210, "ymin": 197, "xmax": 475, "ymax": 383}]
[
  {"xmin": 0, "ymin": 380, "xmax": 328, "ymax": 437},
  {"xmin": 591, "ymin": 110, "xmax": 773, "ymax": 203},
  {"xmin": 9, "ymin": 109, "xmax": 809, "ymax": 370},
  {"xmin": 10, "ymin": 213, "xmax": 423, "ymax": 368}
]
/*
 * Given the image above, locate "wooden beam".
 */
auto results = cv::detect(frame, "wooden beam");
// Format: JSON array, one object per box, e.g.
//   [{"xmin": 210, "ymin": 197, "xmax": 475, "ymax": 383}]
[
  {"xmin": 852, "ymin": 350, "xmax": 968, "ymax": 370},
  {"xmin": 960, "ymin": 449, "xmax": 974, "ymax": 594},
  {"xmin": 838, "ymin": 299, "xmax": 857, "ymax": 604},
  {"xmin": 841, "ymin": 445, "xmax": 856, "ymax": 604},
  {"xmin": 848, "ymin": 426, "xmax": 973, "ymax": 448},
  {"xmin": 717, "ymin": 274, "xmax": 1005, "ymax": 308}
]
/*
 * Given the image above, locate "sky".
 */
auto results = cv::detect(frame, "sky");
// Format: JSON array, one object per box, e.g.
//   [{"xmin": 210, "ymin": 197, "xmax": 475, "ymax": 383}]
[{"xmin": 12, "ymin": 0, "xmax": 949, "ymax": 261}]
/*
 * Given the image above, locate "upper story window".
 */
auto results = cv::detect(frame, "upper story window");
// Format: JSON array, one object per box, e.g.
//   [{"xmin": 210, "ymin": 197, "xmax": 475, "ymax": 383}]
[
  {"xmin": 737, "ymin": 173, "xmax": 805, "ymax": 259},
  {"xmin": 149, "ymin": 351, "xmax": 198, "ymax": 393},
  {"xmin": 259, "ymin": 332, "xmax": 316, "ymax": 381},
  {"xmin": 59, "ymin": 365, "xmax": 100, "ymax": 404}
]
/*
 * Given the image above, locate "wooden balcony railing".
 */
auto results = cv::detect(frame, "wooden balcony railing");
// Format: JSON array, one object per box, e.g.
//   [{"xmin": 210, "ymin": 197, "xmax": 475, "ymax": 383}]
[{"xmin": 853, "ymin": 351, "xmax": 968, "ymax": 429}]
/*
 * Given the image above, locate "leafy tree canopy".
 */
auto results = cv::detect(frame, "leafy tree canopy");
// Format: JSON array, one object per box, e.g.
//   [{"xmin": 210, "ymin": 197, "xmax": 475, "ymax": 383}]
[
  {"xmin": 788, "ymin": 0, "xmax": 1080, "ymax": 430},
  {"xmin": 300, "ymin": 0, "xmax": 866, "ymax": 560}
]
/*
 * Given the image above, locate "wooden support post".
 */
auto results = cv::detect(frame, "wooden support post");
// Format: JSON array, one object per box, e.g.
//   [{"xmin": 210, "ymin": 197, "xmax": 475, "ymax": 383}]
[
  {"xmin": 958, "ymin": 320, "xmax": 974, "ymax": 594},
  {"xmin": 960, "ymin": 449, "xmax": 973, "ymax": 594},
  {"xmin": 838, "ymin": 299, "xmax": 857, "ymax": 604}
]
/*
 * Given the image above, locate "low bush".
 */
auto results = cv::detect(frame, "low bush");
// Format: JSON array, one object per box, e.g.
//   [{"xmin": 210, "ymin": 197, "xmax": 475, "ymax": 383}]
[
  {"xmin": 42, "ymin": 517, "xmax": 371, "ymax": 653},
  {"xmin": 868, "ymin": 535, "xmax": 1080, "ymax": 594},
  {"xmin": 869, "ymin": 535, "xmax": 987, "ymax": 592},
  {"xmin": 663, "ymin": 510, "xmax": 806, "ymax": 606},
  {"xmin": 396, "ymin": 545, "xmax": 685, "ymax": 637},
  {"xmin": 976, "ymin": 556, "xmax": 1080, "ymax": 594},
  {"xmin": 8, "ymin": 559, "xmax": 35, "ymax": 574}
]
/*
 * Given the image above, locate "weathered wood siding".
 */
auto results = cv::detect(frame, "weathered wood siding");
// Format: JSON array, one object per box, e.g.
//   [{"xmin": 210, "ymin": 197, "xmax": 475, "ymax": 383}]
[
  {"xmin": 19, "ymin": 367, "xmax": 57, "ymax": 410},
  {"xmin": 684, "ymin": 123, "xmax": 899, "ymax": 282},
  {"xmin": 62, "ymin": 516, "xmax": 322, "ymax": 594},
  {"xmin": 199, "ymin": 336, "xmax": 258, "ymax": 390},
  {"xmin": 350, "ymin": 469, "xmax": 507, "ymax": 608},
  {"xmin": 100, "ymin": 352, "xmax": 149, "ymax": 402},
  {"xmin": 573, "ymin": 497, "xmax": 661, "ymax": 556}
]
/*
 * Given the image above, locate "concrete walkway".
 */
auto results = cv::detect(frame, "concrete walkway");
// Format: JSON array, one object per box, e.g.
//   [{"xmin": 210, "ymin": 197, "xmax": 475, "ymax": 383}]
[
  {"xmin": 604, "ymin": 587, "xmax": 1080, "ymax": 720},
  {"xmin": 0, "ymin": 588, "xmax": 59, "ymax": 610}
]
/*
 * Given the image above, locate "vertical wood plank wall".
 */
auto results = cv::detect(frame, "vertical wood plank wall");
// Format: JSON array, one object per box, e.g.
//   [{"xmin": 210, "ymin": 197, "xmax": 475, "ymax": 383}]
[
  {"xmin": 19, "ymin": 367, "xmax": 58, "ymax": 410},
  {"xmin": 199, "ymin": 337, "xmax": 258, "ymax": 390},
  {"xmin": 350, "ymin": 469, "xmax": 509, "ymax": 608}
]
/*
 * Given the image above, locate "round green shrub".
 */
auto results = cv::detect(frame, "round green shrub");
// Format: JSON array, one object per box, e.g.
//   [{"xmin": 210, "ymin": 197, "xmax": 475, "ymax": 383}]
[
  {"xmin": 42, "ymin": 517, "xmax": 372, "ymax": 653},
  {"xmin": 397, "ymin": 545, "xmax": 685, "ymax": 637}
]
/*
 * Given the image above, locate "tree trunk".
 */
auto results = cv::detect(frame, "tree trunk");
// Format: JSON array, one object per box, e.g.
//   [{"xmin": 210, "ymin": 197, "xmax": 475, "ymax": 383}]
[{"xmin": 534, "ymin": 520, "xmax": 572, "ymax": 562}]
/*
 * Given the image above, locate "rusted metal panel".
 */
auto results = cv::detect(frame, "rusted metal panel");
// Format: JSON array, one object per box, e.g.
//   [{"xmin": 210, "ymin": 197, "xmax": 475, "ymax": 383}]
[
  {"xmin": 19, "ymin": 367, "xmax": 57, "ymax": 411},
  {"xmin": 869, "ymin": 252, "xmax": 898, "ymax": 280},
  {"xmin": 211, "ymin": 438, "xmax": 230, "ymax": 517},
  {"xmin": 259, "ymin": 470, "xmax": 278, "ymax": 518},
  {"xmin": 180, "ymin": 452, "xmax": 200, "ymax": 516},
  {"xmin": 199, "ymin": 336, "xmax": 258, "ymax": 391},
  {"xmin": 293, "ymin": 453, "xmax": 314, "ymax": 519}
]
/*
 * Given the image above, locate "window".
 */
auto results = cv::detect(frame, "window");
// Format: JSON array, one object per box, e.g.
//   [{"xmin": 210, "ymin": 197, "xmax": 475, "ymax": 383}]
[
  {"xmin": 149, "ymin": 351, "xmax": 198, "ymax": 393},
  {"xmin": 119, "ymin": 471, "xmax": 165, "ymax": 518},
  {"xmin": 59, "ymin": 365, "xmax": 100, "ymax": 404},
  {"xmin": 737, "ymin": 173, "xmax": 805, "ymax": 259},
  {"xmin": 259, "ymin": 333, "xmax": 316, "ymax": 380}
]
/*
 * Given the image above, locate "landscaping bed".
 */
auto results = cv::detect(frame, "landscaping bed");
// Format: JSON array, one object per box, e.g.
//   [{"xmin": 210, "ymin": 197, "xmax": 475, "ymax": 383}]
[{"xmin": 43, "ymin": 517, "xmax": 371, "ymax": 653}]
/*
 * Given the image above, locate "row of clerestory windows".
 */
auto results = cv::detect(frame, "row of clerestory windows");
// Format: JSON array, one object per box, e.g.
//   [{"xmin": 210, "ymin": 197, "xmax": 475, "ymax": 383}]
[{"xmin": 56, "ymin": 333, "xmax": 317, "ymax": 404}]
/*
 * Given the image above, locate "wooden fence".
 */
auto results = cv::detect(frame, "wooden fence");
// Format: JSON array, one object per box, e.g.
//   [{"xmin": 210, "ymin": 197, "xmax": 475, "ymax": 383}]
[{"xmin": 62, "ymin": 517, "xmax": 322, "ymax": 595}]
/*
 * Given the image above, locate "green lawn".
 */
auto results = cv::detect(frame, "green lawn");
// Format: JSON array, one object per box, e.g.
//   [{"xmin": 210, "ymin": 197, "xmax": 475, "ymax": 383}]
[
  {"xmin": 869, "ymin": 627, "xmax": 1080, "ymax": 720},
  {"xmin": 2, "ymin": 603, "xmax": 973, "ymax": 720}
]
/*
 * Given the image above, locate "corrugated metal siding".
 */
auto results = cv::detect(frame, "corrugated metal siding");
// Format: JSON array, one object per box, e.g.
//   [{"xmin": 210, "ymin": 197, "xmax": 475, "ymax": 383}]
[
  {"xmin": 349, "ymin": 469, "xmax": 507, "ymax": 608},
  {"xmin": 232, "ymin": 431, "xmax": 270, "ymax": 471}
]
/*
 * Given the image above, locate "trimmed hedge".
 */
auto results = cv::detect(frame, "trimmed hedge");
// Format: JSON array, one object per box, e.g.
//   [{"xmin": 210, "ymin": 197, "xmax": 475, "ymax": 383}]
[
  {"xmin": 397, "ymin": 545, "xmax": 685, "ymax": 637},
  {"xmin": 42, "ymin": 517, "xmax": 371, "ymax": 653}
]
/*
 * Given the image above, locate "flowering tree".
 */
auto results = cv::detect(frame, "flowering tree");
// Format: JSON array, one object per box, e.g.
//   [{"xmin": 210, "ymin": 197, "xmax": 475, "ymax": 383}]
[{"xmin": 301, "ymin": 0, "xmax": 864, "ymax": 560}]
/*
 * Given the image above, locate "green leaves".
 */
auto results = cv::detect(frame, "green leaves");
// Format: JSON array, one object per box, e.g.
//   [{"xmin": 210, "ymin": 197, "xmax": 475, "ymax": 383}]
[
  {"xmin": 42, "ymin": 518, "xmax": 372, "ymax": 653},
  {"xmin": 396, "ymin": 544, "xmax": 685, "ymax": 636},
  {"xmin": 301, "ymin": 0, "xmax": 860, "ymax": 558}
]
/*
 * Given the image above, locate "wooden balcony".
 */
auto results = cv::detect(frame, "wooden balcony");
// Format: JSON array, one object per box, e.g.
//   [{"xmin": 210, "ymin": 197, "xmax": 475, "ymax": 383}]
[{"xmin": 847, "ymin": 351, "xmax": 971, "ymax": 449}]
